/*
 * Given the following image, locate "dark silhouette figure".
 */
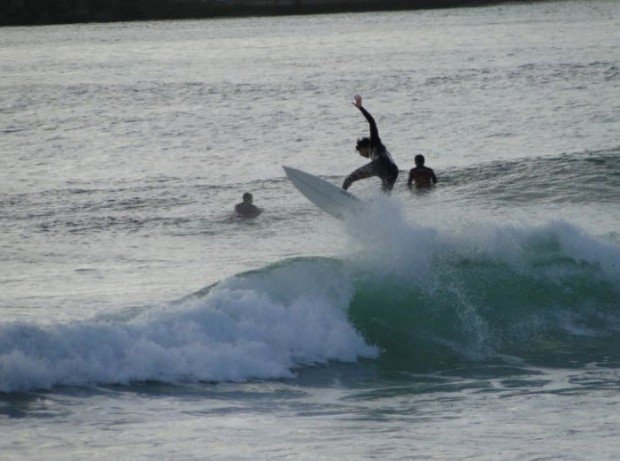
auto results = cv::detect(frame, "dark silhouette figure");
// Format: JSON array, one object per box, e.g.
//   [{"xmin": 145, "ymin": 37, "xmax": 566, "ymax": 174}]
[
  {"xmin": 235, "ymin": 192, "xmax": 262, "ymax": 219},
  {"xmin": 407, "ymin": 154, "xmax": 437, "ymax": 190},
  {"xmin": 342, "ymin": 95, "xmax": 399, "ymax": 193}
]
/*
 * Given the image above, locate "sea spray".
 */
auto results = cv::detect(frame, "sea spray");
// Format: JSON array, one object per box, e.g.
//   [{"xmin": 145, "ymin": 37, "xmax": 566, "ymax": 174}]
[{"xmin": 342, "ymin": 194, "xmax": 439, "ymax": 283}]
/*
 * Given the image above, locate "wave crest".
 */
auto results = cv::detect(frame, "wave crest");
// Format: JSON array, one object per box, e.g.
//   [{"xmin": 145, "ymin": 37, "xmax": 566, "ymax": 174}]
[{"xmin": 1, "ymin": 212, "xmax": 618, "ymax": 392}]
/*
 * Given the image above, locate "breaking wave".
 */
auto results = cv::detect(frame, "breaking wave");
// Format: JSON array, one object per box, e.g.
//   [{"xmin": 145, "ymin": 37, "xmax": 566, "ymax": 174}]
[{"xmin": 1, "ymin": 201, "xmax": 618, "ymax": 392}]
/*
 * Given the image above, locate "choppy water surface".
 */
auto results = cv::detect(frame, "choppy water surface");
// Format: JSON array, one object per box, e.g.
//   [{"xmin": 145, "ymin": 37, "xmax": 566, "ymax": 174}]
[{"xmin": 1, "ymin": 1, "xmax": 619, "ymax": 459}]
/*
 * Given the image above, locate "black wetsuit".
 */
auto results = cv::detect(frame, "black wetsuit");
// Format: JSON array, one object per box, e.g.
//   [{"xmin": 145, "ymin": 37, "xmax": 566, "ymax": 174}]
[{"xmin": 342, "ymin": 106, "xmax": 399, "ymax": 192}]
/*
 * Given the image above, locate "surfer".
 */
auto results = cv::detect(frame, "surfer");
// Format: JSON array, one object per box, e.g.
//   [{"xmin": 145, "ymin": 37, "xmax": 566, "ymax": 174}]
[
  {"xmin": 234, "ymin": 192, "xmax": 262, "ymax": 219},
  {"xmin": 407, "ymin": 155, "xmax": 437, "ymax": 190},
  {"xmin": 342, "ymin": 95, "xmax": 399, "ymax": 193}
]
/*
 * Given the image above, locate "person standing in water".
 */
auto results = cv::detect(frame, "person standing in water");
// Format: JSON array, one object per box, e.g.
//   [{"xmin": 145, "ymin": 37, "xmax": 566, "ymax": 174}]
[
  {"xmin": 407, "ymin": 154, "xmax": 437, "ymax": 190},
  {"xmin": 342, "ymin": 95, "xmax": 399, "ymax": 193},
  {"xmin": 234, "ymin": 192, "xmax": 262, "ymax": 219}
]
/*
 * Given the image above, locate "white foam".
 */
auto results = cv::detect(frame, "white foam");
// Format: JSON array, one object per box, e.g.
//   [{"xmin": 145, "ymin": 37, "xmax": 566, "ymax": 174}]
[
  {"xmin": 0, "ymin": 260, "xmax": 377, "ymax": 392},
  {"xmin": 550, "ymin": 220, "xmax": 620, "ymax": 281},
  {"xmin": 341, "ymin": 195, "xmax": 620, "ymax": 285}
]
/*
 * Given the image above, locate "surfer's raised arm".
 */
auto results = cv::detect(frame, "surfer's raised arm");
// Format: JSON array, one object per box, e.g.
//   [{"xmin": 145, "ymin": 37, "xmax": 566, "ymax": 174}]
[
  {"xmin": 344, "ymin": 95, "xmax": 399, "ymax": 193},
  {"xmin": 353, "ymin": 94, "xmax": 379, "ymax": 143}
]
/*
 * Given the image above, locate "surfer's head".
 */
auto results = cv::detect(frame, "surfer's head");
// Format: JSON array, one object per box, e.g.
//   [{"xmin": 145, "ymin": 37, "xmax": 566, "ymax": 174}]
[
  {"xmin": 356, "ymin": 137, "xmax": 371, "ymax": 158},
  {"xmin": 242, "ymin": 192, "xmax": 253, "ymax": 203},
  {"xmin": 415, "ymin": 154, "xmax": 425, "ymax": 167}
]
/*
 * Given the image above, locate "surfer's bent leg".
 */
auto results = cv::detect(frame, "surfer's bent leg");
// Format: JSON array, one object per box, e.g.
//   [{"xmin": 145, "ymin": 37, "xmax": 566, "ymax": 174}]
[
  {"xmin": 381, "ymin": 164, "xmax": 399, "ymax": 192},
  {"xmin": 342, "ymin": 163, "xmax": 376, "ymax": 190}
]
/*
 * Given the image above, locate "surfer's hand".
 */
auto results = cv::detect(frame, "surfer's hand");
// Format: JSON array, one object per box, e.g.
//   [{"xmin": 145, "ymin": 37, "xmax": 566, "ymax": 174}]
[{"xmin": 353, "ymin": 94, "xmax": 363, "ymax": 109}]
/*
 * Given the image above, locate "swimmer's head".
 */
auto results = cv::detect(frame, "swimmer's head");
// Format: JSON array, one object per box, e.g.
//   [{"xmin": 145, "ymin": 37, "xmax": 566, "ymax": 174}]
[
  {"xmin": 356, "ymin": 137, "xmax": 371, "ymax": 158},
  {"xmin": 242, "ymin": 192, "xmax": 253, "ymax": 203},
  {"xmin": 415, "ymin": 154, "xmax": 425, "ymax": 166}
]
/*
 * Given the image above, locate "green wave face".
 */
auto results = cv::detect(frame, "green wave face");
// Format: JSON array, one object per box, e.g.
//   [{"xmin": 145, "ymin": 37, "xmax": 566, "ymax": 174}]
[
  {"xmin": 347, "ymin": 232, "xmax": 619, "ymax": 370},
  {"xmin": 182, "ymin": 216, "xmax": 619, "ymax": 374}
]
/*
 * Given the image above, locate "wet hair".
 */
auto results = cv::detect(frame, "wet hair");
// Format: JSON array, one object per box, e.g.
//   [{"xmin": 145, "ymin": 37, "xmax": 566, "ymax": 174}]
[
  {"xmin": 242, "ymin": 192, "xmax": 253, "ymax": 201},
  {"xmin": 356, "ymin": 137, "xmax": 371, "ymax": 151},
  {"xmin": 415, "ymin": 154, "xmax": 425, "ymax": 166}
]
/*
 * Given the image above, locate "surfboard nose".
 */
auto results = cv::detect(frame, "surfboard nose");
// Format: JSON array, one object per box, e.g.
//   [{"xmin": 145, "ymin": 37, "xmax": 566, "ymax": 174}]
[{"xmin": 282, "ymin": 165, "xmax": 362, "ymax": 220}]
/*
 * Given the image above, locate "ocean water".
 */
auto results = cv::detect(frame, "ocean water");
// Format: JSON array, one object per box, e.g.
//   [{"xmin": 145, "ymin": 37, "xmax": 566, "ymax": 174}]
[{"xmin": 1, "ymin": 0, "xmax": 619, "ymax": 459}]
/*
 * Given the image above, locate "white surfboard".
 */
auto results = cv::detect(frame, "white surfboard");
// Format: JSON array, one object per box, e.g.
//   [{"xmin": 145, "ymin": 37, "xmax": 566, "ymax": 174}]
[{"xmin": 283, "ymin": 166, "xmax": 364, "ymax": 220}]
